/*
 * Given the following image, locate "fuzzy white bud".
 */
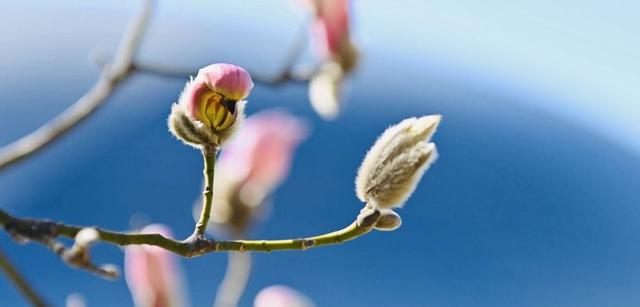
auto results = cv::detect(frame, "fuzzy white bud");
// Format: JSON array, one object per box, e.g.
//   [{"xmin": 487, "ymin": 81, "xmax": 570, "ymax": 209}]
[
  {"xmin": 308, "ymin": 61, "xmax": 343, "ymax": 120},
  {"xmin": 356, "ymin": 115, "xmax": 441, "ymax": 209},
  {"xmin": 168, "ymin": 99, "xmax": 245, "ymax": 148},
  {"xmin": 75, "ymin": 228, "xmax": 99, "ymax": 248}
]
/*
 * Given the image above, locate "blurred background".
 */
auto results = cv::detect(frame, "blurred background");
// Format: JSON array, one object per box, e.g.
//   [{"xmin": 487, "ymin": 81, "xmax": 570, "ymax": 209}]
[{"xmin": 1, "ymin": 0, "xmax": 639, "ymax": 306}]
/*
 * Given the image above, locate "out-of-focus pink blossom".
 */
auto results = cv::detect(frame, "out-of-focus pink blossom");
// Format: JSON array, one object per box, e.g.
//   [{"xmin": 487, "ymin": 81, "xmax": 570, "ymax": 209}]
[
  {"xmin": 124, "ymin": 225, "xmax": 188, "ymax": 307},
  {"xmin": 254, "ymin": 285, "xmax": 315, "ymax": 307},
  {"xmin": 219, "ymin": 110, "xmax": 308, "ymax": 195},
  {"xmin": 307, "ymin": 0, "xmax": 351, "ymax": 59},
  {"xmin": 183, "ymin": 63, "xmax": 254, "ymax": 130},
  {"xmin": 300, "ymin": 0, "xmax": 358, "ymax": 120},
  {"xmin": 206, "ymin": 110, "xmax": 308, "ymax": 233}
]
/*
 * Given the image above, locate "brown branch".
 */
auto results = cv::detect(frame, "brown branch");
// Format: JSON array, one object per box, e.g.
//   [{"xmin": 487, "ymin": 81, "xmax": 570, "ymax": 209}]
[
  {"xmin": 0, "ymin": 246, "xmax": 49, "ymax": 307},
  {"xmin": 0, "ymin": 0, "xmax": 155, "ymax": 171},
  {"xmin": 130, "ymin": 17, "xmax": 315, "ymax": 86}
]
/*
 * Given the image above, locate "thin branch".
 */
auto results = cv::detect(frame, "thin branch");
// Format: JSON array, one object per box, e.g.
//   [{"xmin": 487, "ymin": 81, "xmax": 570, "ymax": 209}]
[
  {"xmin": 0, "ymin": 208, "xmax": 381, "ymax": 258},
  {"xmin": 0, "ymin": 0, "xmax": 155, "ymax": 171},
  {"xmin": 192, "ymin": 146, "xmax": 218, "ymax": 239},
  {"xmin": 131, "ymin": 17, "xmax": 314, "ymax": 86},
  {"xmin": 0, "ymin": 246, "xmax": 49, "ymax": 307},
  {"xmin": 213, "ymin": 252, "xmax": 252, "ymax": 307}
]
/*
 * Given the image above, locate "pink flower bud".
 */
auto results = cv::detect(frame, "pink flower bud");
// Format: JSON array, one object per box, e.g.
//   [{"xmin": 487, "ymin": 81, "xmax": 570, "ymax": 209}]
[
  {"xmin": 310, "ymin": 0, "xmax": 350, "ymax": 57},
  {"xmin": 124, "ymin": 225, "xmax": 188, "ymax": 307},
  {"xmin": 197, "ymin": 63, "xmax": 254, "ymax": 101},
  {"xmin": 302, "ymin": 0, "xmax": 357, "ymax": 73},
  {"xmin": 254, "ymin": 285, "xmax": 314, "ymax": 307},
  {"xmin": 184, "ymin": 63, "xmax": 254, "ymax": 130}
]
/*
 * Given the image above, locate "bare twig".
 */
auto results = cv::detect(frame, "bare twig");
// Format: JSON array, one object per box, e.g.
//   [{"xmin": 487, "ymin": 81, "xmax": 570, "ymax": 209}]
[
  {"xmin": 46, "ymin": 237, "xmax": 118, "ymax": 280},
  {"xmin": 0, "ymin": 0, "xmax": 155, "ymax": 171},
  {"xmin": 131, "ymin": 18, "xmax": 314, "ymax": 86},
  {"xmin": 0, "ymin": 246, "xmax": 49, "ymax": 307},
  {"xmin": 0, "ymin": 207, "xmax": 381, "ymax": 258}
]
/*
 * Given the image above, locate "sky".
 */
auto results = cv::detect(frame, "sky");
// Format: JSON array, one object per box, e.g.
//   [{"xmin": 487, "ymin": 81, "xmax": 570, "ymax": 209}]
[{"xmin": 1, "ymin": 1, "xmax": 639, "ymax": 306}]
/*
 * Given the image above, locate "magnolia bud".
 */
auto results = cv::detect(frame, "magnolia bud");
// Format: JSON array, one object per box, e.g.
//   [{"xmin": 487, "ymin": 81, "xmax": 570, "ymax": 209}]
[
  {"xmin": 308, "ymin": 0, "xmax": 359, "ymax": 73},
  {"xmin": 374, "ymin": 210, "xmax": 402, "ymax": 231},
  {"xmin": 187, "ymin": 64, "xmax": 253, "ymax": 129},
  {"xmin": 75, "ymin": 228, "xmax": 99, "ymax": 248},
  {"xmin": 308, "ymin": 61, "xmax": 343, "ymax": 120},
  {"xmin": 356, "ymin": 115, "xmax": 441, "ymax": 210},
  {"xmin": 168, "ymin": 63, "xmax": 253, "ymax": 148}
]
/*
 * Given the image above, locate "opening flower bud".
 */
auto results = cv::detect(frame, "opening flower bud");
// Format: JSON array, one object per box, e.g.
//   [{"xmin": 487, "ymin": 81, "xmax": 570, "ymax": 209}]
[
  {"xmin": 308, "ymin": 0, "xmax": 359, "ymax": 72},
  {"xmin": 169, "ymin": 63, "xmax": 253, "ymax": 148},
  {"xmin": 355, "ymin": 115, "xmax": 441, "ymax": 210},
  {"xmin": 187, "ymin": 63, "xmax": 253, "ymax": 130}
]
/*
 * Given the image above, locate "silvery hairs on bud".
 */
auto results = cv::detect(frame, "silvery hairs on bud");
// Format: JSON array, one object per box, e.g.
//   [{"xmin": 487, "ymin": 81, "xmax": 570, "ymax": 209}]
[
  {"xmin": 309, "ymin": 61, "xmax": 344, "ymax": 120},
  {"xmin": 75, "ymin": 228, "xmax": 100, "ymax": 248},
  {"xmin": 356, "ymin": 115, "xmax": 441, "ymax": 210},
  {"xmin": 168, "ymin": 80, "xmax": 246, "ymax": 149}
]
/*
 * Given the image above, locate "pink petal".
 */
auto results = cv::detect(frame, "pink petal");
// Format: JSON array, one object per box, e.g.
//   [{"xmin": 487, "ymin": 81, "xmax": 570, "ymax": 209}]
[
  {"xmin": 124, "ymin": 225, "xmax": 188, "ymax": 307},
  {"xmin": 310, "ymin": 0, "xmax": 351, "ymax": 57},
  {"xmin": 199, "ymin": 63, "xmax": 254, "ymax": 101},
  {"xmin": 218, "ymin": 110, "xmax": 308, "ymax": 194}
]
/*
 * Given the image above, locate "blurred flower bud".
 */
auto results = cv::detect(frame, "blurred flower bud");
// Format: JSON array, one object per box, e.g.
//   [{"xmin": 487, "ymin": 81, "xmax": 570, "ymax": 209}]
[
  {"xmin": 197, "ymin": 110, "xmax": 308, "ymax": 235},
  {"xmin": 374, "ymin": 210, "xmax": 402, "ymax": 231},
  {"xmin": 74, "ymin": 228, "xmax": 99, "ymax": 248},
  {"xmin": 220, "ymin": 110, "xmax": 308, "ymax": 194},
  {"xmin": 308, "ymin": 0, "xmax": 359, "ymax": 72},
  {"xmin": 125, "ymin": 225, "xmax": 189, "ymax": 307},
  {"xmin": 308, "ymin": 61, "xmax": 343, "ymax": 120},
  {"xmin": 168, "ymin": 63, "xmax": 253, "ymax": 148},
  {"xmin": 356, "ymin": 115, "xmax": 441, "ymax": 210},
  {"xmin": 303, "ymin": 0, "xmax": 358, "ymax": 120},
  {"xmin": 254, "ymin": 285, "xmax": 315, "ymax": 307}
]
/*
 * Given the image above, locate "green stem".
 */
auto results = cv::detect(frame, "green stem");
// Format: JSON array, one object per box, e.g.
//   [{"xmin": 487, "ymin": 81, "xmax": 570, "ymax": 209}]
[
  {"xmin": 193, "ymin": 146, "xmax": 217, "ymax": 238},
  {"xmin": 214, "ymin": 220, "xmax": 373, "ymax": 252},
  {"xmin": 0, "ymin": 208, "xmax": 380, "ymax": 258},
  {"xmin": 0, "ymin": 246, "xmax": 49, "ymax": 307}
]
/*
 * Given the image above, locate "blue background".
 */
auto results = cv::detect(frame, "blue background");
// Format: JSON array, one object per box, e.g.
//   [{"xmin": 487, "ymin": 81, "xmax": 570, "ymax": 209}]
[{"xmin": 1, "ymin": 0, "xmax": 639, "ymax": 306}]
